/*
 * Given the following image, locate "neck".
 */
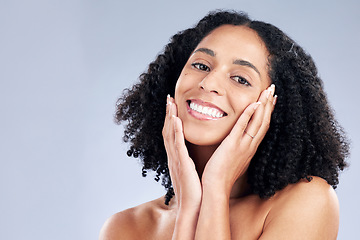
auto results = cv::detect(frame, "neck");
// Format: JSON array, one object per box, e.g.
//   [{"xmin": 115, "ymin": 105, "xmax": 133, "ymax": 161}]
[
  {"xmin": 185, "ymin": 141, "xmax": 251, "ymax": 198},
  {"xmin": 186, "ymin": 141, "xmax": 217, "ymax": 179}
]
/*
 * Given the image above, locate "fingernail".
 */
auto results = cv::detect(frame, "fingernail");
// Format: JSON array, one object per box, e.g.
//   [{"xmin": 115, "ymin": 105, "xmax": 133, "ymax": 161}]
[
  {"xmin": 271, "ymin": 84, "xmax": 275, "ymax": 95},
  {"xmin": 267, "ymin": 84, "xmax": 275, "ymax": 98},
  {"xmin": 254, "ymin": 102, "xmax": 261, "ymax": 110},
  {"xmin": 273, "ymin": 95, "xmax": 278, "ymax": 105},
  {"xmin": 167, "ymin": 98, "xmax": 173, "ymax": 107},
  {"xmin": 166, "ymin": 94, "xmax": 170, "ymax": 104}
]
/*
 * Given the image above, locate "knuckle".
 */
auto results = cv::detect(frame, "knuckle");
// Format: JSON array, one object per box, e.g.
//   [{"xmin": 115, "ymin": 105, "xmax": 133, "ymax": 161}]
[
  {"xmin": 238, "ymin": 122, "xmax": 248, "ymax": 131},
  {"xmin": 175, "ymin": 139, "xmax": 182, "ymax": 148},
  {"xmin": 163, "ymin": 132, "xmax": 171, "ymax": 141},
  {"xmin": 263, "ymin": 119, "xmax": 270, "ymax": 129},
  {"xmin": 162, "ymin": 131, "xmax": 168, "ymax": 140},
  {"xmin": 255, "ymin": 120, "xmax": 262, "ymax": 129},
  {"xmin": 244, "ymin": 108, "xmax": 254, "ymax": 117}
]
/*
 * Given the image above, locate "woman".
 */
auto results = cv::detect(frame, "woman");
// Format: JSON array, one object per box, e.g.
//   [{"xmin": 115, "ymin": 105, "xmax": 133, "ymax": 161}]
[{"xmin": 100, "ymin": 10, "xmax": 349, "ymax": 239}]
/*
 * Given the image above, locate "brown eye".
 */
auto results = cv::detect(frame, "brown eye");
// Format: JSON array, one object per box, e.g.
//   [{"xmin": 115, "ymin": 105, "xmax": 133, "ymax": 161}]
[
  {"xmin": 232, "ymin": 76, "xmax": 251, "ymax": 86},
  {"xmin": 191, "ymin": 63, "xmax": 210, "ymax": 72}
]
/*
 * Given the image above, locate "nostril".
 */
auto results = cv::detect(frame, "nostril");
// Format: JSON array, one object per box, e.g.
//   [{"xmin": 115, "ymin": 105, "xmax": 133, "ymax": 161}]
[{"xmin": 199, "ymin": 82, "xmax": 222, "ymax": 95}]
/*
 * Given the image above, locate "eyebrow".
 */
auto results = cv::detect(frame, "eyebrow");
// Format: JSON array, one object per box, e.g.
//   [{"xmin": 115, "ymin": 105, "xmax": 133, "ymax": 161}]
[
  {"xmin": 233, "ymin": 59, "xmax": 261, "ymax": 77},
  {"xmin": 193, "ymin": 48, "xmax": 215, "ymax": 57},
  {"xmin": 193, "ymin": 47, "xmax": 261, "ymax": 77}
]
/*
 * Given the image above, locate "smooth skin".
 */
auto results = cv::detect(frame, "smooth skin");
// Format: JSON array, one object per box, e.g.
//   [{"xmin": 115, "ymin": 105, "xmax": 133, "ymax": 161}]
[{"xmin": 99, "ymin": 25, "xmax": 339, "ymax": 240}]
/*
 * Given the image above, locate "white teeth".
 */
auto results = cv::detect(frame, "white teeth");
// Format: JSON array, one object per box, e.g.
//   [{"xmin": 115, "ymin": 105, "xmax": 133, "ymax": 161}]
[
  {"xmin": 209, "ymin": 108, "xmax": 215, "ymax": 117},
  {"xmin": 189, "ymin": 102, "xmax": 224, "ymax": 118},
  {"xmin": 203, "ymin": 106, "xmax": 209, "ymax": 114}
]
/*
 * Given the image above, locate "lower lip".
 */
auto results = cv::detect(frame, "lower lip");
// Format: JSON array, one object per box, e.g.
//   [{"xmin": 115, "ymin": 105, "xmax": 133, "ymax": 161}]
[{"xmin": 186, "ymin": 103, "xmax": 224, "ymax": 121}]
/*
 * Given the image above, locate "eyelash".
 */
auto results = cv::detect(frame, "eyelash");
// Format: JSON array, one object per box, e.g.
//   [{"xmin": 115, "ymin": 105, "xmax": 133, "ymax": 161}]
[
  {"xmin": 231, "ymin": 76, "xmax": 251, "ymax": 86},
  {"xmin": 191, "ymin": 62, "xmax": 210, "ymax": 72},
  {"xmin": 191, "ymin": 62, "xmax": 251, "ymax": 86}
]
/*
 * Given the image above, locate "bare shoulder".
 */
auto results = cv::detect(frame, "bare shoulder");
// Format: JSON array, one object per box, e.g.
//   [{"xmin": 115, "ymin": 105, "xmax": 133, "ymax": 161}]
[
  {"xmin": 99, "ymin": 207, "xmax": 137, "ymax": 240},
  {"xmin": 261, "ymin": 177, "xmax": 339, "ymax": 239},
  {"xmin": 99, "ymin": 196, "xmax": 172, "ymax": 240}
]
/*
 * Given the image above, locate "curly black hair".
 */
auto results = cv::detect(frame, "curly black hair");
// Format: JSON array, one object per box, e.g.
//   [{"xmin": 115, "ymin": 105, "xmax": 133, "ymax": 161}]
[{"xmin": 115, "ymin": 10, "xmax": 349, "ymax": 205}]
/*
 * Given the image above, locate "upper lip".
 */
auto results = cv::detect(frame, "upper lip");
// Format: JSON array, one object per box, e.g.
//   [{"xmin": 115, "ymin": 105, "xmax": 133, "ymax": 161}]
[{"xmin": 187, "ymin": 99, "xmax": 228, "ymax": 115}]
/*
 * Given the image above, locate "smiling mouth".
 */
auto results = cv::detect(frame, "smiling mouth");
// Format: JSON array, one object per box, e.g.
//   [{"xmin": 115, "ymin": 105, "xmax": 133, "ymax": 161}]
[{"xmin": 187, "ymin": 100, "xmax": 227, "ymax": 118}]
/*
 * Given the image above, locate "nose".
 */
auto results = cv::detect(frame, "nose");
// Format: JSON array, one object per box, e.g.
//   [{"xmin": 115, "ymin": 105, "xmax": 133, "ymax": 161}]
[{"xmin": 198, "ymin": 70, "xmax": 224, "ymax": 95}]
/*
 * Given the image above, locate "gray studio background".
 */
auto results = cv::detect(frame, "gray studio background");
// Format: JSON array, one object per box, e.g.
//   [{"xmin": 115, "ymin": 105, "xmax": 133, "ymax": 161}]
[{"xmin": 1, "ymin": 0, "xmax": 359, "ymax": 239}]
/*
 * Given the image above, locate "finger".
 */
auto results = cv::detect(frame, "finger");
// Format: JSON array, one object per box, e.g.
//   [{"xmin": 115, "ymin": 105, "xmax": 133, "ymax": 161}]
[
  {"xmin": 163, "ymin": 96, "xmax": 177, "ymax": 143},
  {"xmin": 172, "ymin": 115, "xmax": 187, "ymax": 198},
  {"xmin": 165, "ymin": 97, "xmax": 178, "ymax": 156},
  {"xmin": 163, "ymin": 94, "xmax": 171, "ymax": 133},
  {"xmin": 257, "ymin": 84, "xmax": 275, "ymax": 109},
  {"xmin": 167, "ymin": 101, "xmax": 181, "ymax": 170},
  {"xmin": 228, "ymin": 101, "xmax": 262, "ymax": 140},
  {"xmin": 244, "ymin": 85, "xmax": 273, "ymax": 140},
  {"xmin": 166, "ymin": 113, "xmax": 181, "ymax": 196},
  {"xmin": 241, "ymin": 84, "xmax": 276, "ymax": 142},
  {"xmin": 243, "ymin": 100, "xmax": 265, "ymax": 142},
  {"xmin": 264, "ymin": 84, "xmax": 275, "ymax": 114},
  {"xmin": 169, "ymin": 97, "xmax": 177, "ymax": 117},
  {"xmin": 163, "ymin": 96, "xmax": 178, "ymax": 175},
  {"xmin": 163, "ymin": 95, "xmax": 173, "ymax": 149},
  {"xmin": 256, "ymin": 85, "xmax": 276, "ymax": 140},
  {"xmin": 173, "ymin": 115, "xmax": 190, "ymax": 161}
]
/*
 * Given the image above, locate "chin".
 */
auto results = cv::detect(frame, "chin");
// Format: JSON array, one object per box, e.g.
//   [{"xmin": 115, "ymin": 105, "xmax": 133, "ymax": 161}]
[{"xmin": 183, "ymin": 126, "xmax": 226, "ymax": 147}]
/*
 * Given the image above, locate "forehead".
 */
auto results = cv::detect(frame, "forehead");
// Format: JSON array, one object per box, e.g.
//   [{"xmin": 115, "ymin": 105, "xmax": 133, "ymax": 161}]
[
  {"xmin": 196, "ymin": 25, "xmax": 269, "ymax": 61},
  {"xmin": 200, "ymin": 24, "xmax": 264, "ymax": 44}
]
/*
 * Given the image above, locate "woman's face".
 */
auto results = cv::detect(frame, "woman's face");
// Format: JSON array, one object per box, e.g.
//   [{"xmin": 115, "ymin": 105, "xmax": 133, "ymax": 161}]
[{"xmin": 174, "ymin": 25, "xmax": 271, "ymax": 146}]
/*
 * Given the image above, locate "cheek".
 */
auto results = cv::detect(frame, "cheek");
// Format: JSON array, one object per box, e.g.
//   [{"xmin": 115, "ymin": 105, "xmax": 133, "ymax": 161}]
[
  {"xmin": 229, "ymin": 91, "xmax": 259, "ymax": 114},
  {"xmin": 174, "ymin": 77, "xmax": 183, "ymax": 101},
  {"xmin": 174, "ymin": 77, "xmax": 188, "ymax": 111},
  {"xmin": 174, "ymin": 72, "xmax": 194, "ymax": 99}
]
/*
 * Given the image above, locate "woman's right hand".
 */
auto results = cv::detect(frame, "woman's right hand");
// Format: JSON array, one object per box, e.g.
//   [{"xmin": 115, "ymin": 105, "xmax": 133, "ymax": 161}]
[
  {"xmin": 162, "ymin": 95, "xmax": 202, "ymax": 239},
  {"xmin": 162, "ymin": 95, "xmax": 202, "ymax": 211}
]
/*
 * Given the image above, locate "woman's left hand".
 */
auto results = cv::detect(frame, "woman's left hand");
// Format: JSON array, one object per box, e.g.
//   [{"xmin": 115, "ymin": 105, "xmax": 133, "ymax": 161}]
[{"xmin": 201, "ymin": 85, "xmax": 276, "ymax": 195}]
